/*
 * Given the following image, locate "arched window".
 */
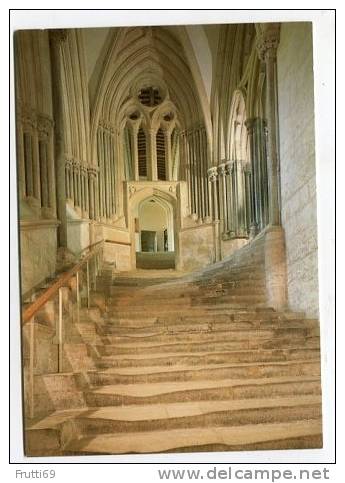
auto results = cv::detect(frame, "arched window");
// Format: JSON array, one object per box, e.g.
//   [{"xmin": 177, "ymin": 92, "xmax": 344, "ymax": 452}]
[
  {"xmin": 137, "ymin": 127, "xmax": 147, "ymax": 178},
  {"xmin": 156, "ymin": 128, "xmax": 166, "ymax": 180}
]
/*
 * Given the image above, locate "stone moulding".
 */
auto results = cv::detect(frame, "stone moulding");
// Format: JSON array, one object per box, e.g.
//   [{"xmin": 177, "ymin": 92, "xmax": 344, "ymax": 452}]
[{"xmin": 20, "ymin": 219, "xmax": 61, "ymax": 230}]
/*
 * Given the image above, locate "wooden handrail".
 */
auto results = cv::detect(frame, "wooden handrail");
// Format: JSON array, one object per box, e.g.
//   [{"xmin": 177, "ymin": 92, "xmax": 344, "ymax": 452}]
[{"xmin": 22, "ymin": 241, "xmax": 104, "ymax": 324}]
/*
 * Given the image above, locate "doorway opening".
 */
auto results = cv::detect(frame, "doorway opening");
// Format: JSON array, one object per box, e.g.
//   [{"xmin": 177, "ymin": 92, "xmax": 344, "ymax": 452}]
[{"xmin": 135, "ymin": 196, "xmax": 175, "ymax": 269}]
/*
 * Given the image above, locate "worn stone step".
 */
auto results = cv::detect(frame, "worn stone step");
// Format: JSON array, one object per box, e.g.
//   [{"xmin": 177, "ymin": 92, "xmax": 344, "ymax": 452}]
[
  {"xmin": 85, "ymin": 375, "xmax": 321, "ymax": 407},
  {"xmin": 105, "ymin": 307, "xmax": 302, "ymax": 321},
  {"xmin": 103, "ymin": 325, "xmax": 319, "ymax": 343},
  {"xmin": 64, "ymin": 419, "xmax": 322, "ymax": 455},
  {"xmin": 101, "ymin": 318, "xmax": 318, "ymax": 336},
  {"xmin": 108, "ymin": 295, "xmax": 266, "ymax": 308},
  {"xmin": 88, "ymin": 359, "xmax": 320, "ymax": 385},
  {"xmin": 96, "ymin": 347, "xmax": 321, "ymax": 368},
  {"xmin": 97, "ymin": 336, "xmax": 320, "ymax": 356},
  {"xmin": 101, "ymin": 325, "xmax": 318, "ymax": 341},
  {"xmin": 72, "ymin": 395, "xmax": 322, "ymax": 436}
]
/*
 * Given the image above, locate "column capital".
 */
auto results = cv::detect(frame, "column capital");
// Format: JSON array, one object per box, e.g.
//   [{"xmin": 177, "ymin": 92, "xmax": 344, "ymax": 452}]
[
  {"xmin": 208, "ymin": 166, "xmax": 218, "ymax": 182},
  {"xmin": 37, "ymin": 114, "xmax": 54, "ymax": 140},
  {"xmin": 225, "ymin": 160, "xmax": 234, "ymax": 175},
  {"xmin": 256, "ymin": 23, "xmax": 280, "ymax": 61},
  {"xmin": 218, "ymin": 163, "xmax": 226, "ymax": 177}
]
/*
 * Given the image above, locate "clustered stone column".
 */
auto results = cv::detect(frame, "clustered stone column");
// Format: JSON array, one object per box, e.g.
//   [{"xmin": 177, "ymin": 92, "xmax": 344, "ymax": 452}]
[
  {"xmin": 210, "ymin": 160, "xmax": 252, "ymax": 240},
  {"xmin": 256, "ymin": 24, "xmax": 281, "ymax": 227},
  {"xmin": 182, "ymin": 125, "xmax": 210, "ymax": 222},
  {"xmin": 97, "ymin": 122, "xmax": 117, "ymax": 222},
  {"xmin": 64, "ymin": 157, "xmax": 98, "ymax": 220},
  {"xmin": 49, "ymin": 28, "xmax": 68, "ymax": 247},
  {"xmin": 245, "ymin": 117, "xmax": 269, "ymax": 235}
]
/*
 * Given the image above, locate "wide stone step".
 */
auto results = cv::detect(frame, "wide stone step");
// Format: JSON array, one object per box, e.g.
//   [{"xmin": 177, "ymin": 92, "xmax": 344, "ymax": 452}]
[
  {"xmin": 108, "ymin": 295, "xmax": 266, "ymax": 308},
  {"xmin": 101, "ymin": 325, "xmax": 317, "ymax": 341},
  {"xmin": 64, "ymin": 419, "xmax": 322, "ymax": 454},
  {"xmin": 84, "ymin": 375, "xmax": 321, "ymax": 406},
  {"xmin": 110, "ymin": 284, "xmax": 267, "ymax": 298},
  {"xmin": 106, "ymin": 304, "xmax": 296, "ymax": 323},
  {"xmin": 101, "ymin": 317, "xmax": 317, "ymax": 335},
  {"xmin": 71, "ymin": 395, "xmax": 321, "ymax": 436},
  {"xmin": 96, "ymin": 347, "xmax": 321, "ymax": 368},
  {"xmin": 102, "ymin": 325, "xmax": 319, "ymax": 343},
  {"xmin": 97, "ymin": 336, "xmax": 320, "ymax": 356},
  {"xmin": 88, "ymin": 359, "xmax": 321, "ymax": 385}
]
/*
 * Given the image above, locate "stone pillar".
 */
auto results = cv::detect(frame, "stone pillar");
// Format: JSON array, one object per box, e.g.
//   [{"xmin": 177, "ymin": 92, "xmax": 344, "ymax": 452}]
[
  {"xmin": 49, "ymin": 29, "xmax": 68, "ymax": 248},
  {"xmin": 16, "ymin": 116, "xmax": 26, "ymax": 199},
  {"xmin": 200, "ymin": 127, "xmax": 209, "ymax": 220},
  {"xmin": 208, "ymin": 166, "xmax": 220, "ymax": 261},
  {"xmin": 88, "ymin": 168, "xmax": 95, "ymax": 220},
  {"xmin": 104, "ymin": 130, "xmax": 110, "ymax": 219},
  {"xmin": 190, "ymin": 130, "xmax": 197, "ymax": 217},
  {"xmin": 109, "ymin": 132, "xmax": 116, "ymax": 217},
  {"xmin": 245, "ymin": 118, "xmax": 258, "ymax": 236},
  {"xmin": 208, "ymin": 166, "xmax": 219, "ymax": 221},
  {"xmin": 32, "ymin": 128, "xmax": 41, "ymax": 205},
  {"xmin": 38, "ymin": 139, "xmax": 49, "ymax": 210},
  {"xmin": 244, "ymin": 164, "xmax": 252, "ymax": 235},
  {"xmin": 97, "ymin": 127, "xmax": 105, "ymax": 220},
  {"xmin": 225, "ymin": 161, "xmax": 234, "ymax": 237},
  {"xmin": 218, "ymin": 163, "xmax": 227, "ymax": 233},
  {"xmin": 196, "ymin": 129, "xmax": 204, "ymax": 221},
  {"xmin": 257, "ymin": 23, "xmax": 281, "ymax": 226},
  {"xmin": 183, "ymin": 132, "xmax": 192, "ymax": 214}
]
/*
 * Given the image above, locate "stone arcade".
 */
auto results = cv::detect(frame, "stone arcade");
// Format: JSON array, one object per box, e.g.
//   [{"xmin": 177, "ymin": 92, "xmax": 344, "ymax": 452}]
[{"xmin": 15, "ymin": 22, "xmax": 322, "ymax": 455}]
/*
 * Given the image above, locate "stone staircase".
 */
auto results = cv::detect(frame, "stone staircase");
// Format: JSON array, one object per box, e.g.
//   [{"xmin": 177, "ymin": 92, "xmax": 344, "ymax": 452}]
[{"xmin": 25, "ymin": 246, "xmax": 322, "ymax": 456}]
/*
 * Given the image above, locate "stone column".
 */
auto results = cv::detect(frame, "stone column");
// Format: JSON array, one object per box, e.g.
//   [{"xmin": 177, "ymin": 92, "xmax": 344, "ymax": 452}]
[
  {"xmin": 257, "ymin": 23, "xmax": 281, "ymax": 226},
  {"xmin": 244, "ymin": 164, "xmax": 252, "ymax": 235},
  {"xmin": 16, "ymin": 114, "xmax": 26, "ymax": 199},
  {"xmin": 197, "ymin": 129, "xmax": 205, "ymax": 221},
  {"xmin": 200, "ymin": 127, "xmax": 209, "ymax": 220},
  {"xmin": 97, "ymin": 127, "xmax": 105, "ymax": 220},
  {"xmin": 218, "ymin": 163, "xmax": 227, "ymax": 233},
  {"xmin": 49, "ymin": 29, "xmax": 68, "ymax": 247},
  {"xmin": 88, "ymin": 168, "xmax": 95, "ymax": 220},
  {"xmin": 225, "ymin": 161, "xmax": 234, "ymax": 237},
  {"xmin": 183, "ymin": 132, "xmax": 192, "ymax": 214},
  {"xmin": 37, "ymin": 115, "xmax": 53, "ymax": 214},
  {"xmin": 38, "ymin": 137, "xmax": 49, "ymax": 210},
  {"xmin": 208, "ymin": 167, "xmax": 219, "ymax": 221},
  {"xmin": 208, "ymin": 166, "xmax": 220, "ymax": 261},
  {"xmin": 67, "ymin": 158, "xmax": 74, "ymax": 205},
  {"xmin": 32, "ymin": 127, "xmax": 41, "ymax": 205},
  {"xmin": 245, "ymin": 118, "xmax": 258, "ymax": 236},
  {"xmin": 189, "ymin": 130, "xmax": 197, "ymax": 217}
]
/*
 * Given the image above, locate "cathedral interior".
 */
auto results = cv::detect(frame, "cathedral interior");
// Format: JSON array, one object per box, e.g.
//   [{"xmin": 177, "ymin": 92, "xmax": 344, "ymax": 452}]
[{"xmin": 14, "ymin": 21, "xmax": 323, "ymax": 456}]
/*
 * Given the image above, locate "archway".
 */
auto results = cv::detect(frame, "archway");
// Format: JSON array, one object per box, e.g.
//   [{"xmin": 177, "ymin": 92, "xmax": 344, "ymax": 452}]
[
  {"xmin": 137, "ymin": 197, "xmax": 174, "ymax": 253},
  {"xmin": 129, "ymin": 188, "xmax": 177, "ymax": 270}
]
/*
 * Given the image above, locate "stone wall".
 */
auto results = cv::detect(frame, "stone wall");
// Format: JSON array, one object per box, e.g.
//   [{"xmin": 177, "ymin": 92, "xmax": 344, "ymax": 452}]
[
  {"xmin": 178, "ymin": 224, "xmax": 214, "ymax": 271},
  {"xmin": 277, "ymin": 22, "xmax": 319, "ymax": 317},
  {"xmin": 20, "ymin": 222, "xmax": 59, "ymax": 297}
]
